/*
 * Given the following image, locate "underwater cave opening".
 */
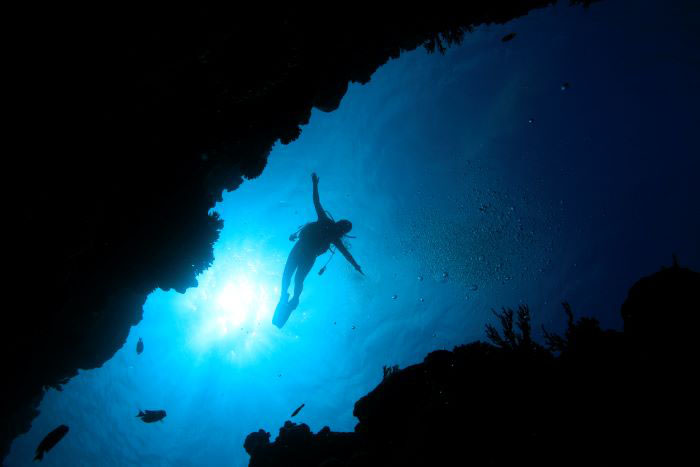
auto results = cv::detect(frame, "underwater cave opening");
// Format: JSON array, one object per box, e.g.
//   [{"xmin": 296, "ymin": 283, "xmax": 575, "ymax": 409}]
[{"xmin": 7, "ymin": 1, "xmax": 700, "ymax": 465}]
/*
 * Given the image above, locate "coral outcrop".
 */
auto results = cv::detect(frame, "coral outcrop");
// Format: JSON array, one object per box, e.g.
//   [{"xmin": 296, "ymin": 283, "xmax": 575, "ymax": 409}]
[{"xmin": 245, "ymin": 261, "xmax": 699, "ymax": 466}]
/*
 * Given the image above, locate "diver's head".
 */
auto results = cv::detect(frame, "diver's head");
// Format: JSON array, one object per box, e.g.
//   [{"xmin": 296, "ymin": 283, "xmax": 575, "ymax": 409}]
[{"xmin": 336, "ymin": 219, "xmax": 352, "ymax": 236}]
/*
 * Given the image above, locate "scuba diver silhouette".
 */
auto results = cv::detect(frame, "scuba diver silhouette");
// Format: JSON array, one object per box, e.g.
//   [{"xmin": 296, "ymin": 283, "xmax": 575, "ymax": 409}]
[{"xmin": 273, "ymin": 172, "xmax": 363, "ymax": 328}]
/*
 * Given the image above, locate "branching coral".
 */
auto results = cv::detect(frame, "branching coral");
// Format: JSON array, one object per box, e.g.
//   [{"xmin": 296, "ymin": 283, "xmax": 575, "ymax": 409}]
[{"xmin": 485, "ymin": 305, "xmax": 535, "ymax": 351}]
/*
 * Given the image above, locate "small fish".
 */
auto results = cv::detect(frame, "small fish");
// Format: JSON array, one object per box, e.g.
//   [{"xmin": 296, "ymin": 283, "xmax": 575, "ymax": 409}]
[
  {"xmin": 560, "ymin": 82, "xmax": 570, "ymax": 91},
  {"xmin": 136, "ymin": 338, "xmax": 144, "ymax": 355},
  {"xmin": 34, "ymin": 424, "xmax": 69, "ymax": 461},
  {"xmin": 291, "ymin": 403, "xmax": 305, "ymax": 417},
  {"xmin": 136, "ymin": 409, "xmax": 167, "ymax": 423},
  {"xmin": 501, "ymin": 32, "xmax": 516, "ymax": 42},
  {"xmin": 391, "ymin": 294, "xmax": 398, "ymax": 300}
]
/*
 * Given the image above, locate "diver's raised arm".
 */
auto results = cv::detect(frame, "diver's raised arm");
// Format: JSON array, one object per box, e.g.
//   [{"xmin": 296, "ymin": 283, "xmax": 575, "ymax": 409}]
[
  {"xmin": 312, "ymin": 172, "xmax": 329, "ymax": 221},
  {"xmin": 334, "ymin": 241, "xmax": 364, "ymax": 275}
]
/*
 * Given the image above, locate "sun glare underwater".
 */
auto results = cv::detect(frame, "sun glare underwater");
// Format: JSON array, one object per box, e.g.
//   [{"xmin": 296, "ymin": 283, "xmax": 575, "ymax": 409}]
[{"xmin": 7, "ymin": 1, "xmax": 700, "ymax": 466}]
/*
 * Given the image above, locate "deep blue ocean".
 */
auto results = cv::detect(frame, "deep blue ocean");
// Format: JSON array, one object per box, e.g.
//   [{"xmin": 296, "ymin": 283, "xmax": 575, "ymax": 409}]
[{"xmin": 8, "ymin": 1, "xmax": 699, "ymax": 465}]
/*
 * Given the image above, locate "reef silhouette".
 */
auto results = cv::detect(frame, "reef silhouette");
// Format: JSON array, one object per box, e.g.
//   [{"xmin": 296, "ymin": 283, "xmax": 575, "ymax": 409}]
[
  {"xmin": 3, "ymin": 1, "xmax": 599, "ymax": 461},
  {"xmin": 245, "ymin": 261, "xmax": 699, "ymax": 466}
]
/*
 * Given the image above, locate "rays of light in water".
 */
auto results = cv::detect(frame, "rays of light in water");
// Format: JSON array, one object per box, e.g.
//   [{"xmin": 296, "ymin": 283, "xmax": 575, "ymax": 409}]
[{"xmin": 175, "ymin": 240, "xmax": 284, "ymax": 364}]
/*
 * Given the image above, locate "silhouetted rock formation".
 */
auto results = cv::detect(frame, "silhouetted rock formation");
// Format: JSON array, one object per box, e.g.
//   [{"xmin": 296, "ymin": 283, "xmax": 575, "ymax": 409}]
[
  {"xmin": 245, "ymin": 423, "xmax": 361, "ymax": 467},
  {"xmin": 245, "ymin": 262, "xmax": 699, "ymax": 466},
  {"xmin": 3, "ymin": 1, "xmax": 598, "ymax": 461}
]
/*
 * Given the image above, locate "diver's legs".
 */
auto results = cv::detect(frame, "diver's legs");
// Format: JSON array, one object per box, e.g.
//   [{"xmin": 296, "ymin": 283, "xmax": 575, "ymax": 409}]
[
  {"xmin": 273, "ymin": 245, "xmax": 303, "ymax": 328},
  {"xmin": 289, "ymin": 255, "xmax": 314, "ymax": 311},
  {"xmin": 280, "ymin": 243, "xmax": 301, "ymax": 302}
]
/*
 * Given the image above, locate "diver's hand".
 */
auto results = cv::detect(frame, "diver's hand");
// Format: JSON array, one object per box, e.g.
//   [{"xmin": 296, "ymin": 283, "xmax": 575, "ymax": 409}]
[
  {"xmin": 356, "ymin": 265, "xmax": 365, "ymax": 276},
  {"xmin": 311, "ymin": 172, "xmax": 319, "ymax": 184}
]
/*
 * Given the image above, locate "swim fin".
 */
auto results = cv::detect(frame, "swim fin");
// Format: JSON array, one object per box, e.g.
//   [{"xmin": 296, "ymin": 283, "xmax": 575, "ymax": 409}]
[{"xmin": 272, "ymin": 298, "xmax": 292, "ymax": 329}]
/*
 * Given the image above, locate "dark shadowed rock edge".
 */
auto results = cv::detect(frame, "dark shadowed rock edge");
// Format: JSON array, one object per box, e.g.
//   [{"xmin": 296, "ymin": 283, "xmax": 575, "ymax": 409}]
[
  {"xmin": 245, "ymin": 262, "xmax": 699, "ymax": 466},
  {"xmin": 3, "ymin": 1, "xmax": 599, "ymax": 461}
]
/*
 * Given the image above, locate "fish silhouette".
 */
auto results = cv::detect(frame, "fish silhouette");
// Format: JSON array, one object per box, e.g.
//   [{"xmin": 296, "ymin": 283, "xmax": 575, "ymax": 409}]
[
  {"xmin": 291, "ymin": 403, "xmax": 305, "ymax": 417},
  {"xmin": 34, "ymin": 424, "xmax": 69, "ymax": 461},
  {"xmin": 136, "ymin": 409, "xmax": 166, "ymax": 423}
]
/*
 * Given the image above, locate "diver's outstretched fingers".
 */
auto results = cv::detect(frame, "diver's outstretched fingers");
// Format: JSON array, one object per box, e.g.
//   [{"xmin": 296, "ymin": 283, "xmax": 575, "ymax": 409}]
[{"xmin": 311, "ymin": 172, "xmax": 319, "ymax": 184}]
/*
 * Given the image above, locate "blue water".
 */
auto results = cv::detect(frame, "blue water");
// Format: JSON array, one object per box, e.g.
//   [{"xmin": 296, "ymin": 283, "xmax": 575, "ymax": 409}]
[{"xmin": 8, "ymin": 1, "xmax": 699, "ymax": 465}]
